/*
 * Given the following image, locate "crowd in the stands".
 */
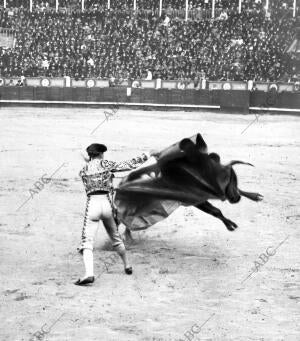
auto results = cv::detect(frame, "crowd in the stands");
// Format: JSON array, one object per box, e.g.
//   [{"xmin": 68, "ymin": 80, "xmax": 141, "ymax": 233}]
[{"xmin": 0, "ymin": 0, "xmax": 298, "ymax": 83}]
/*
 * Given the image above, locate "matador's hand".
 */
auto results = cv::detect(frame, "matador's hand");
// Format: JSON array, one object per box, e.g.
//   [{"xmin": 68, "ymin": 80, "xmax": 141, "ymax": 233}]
[{"xmin": 149, "ymin": 149, "xmax": 160, "ymax": 159}]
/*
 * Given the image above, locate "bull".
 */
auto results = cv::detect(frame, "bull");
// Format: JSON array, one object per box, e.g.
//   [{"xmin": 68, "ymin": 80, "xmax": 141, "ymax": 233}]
[{"xmin": 114, "ymin": 133, "xmax": 263, "ymax": 233}]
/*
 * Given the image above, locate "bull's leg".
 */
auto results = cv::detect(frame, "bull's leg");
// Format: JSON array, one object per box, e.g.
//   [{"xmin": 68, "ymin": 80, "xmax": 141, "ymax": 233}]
[
  {"xmin": 195, "ymin": 201, "xmax": 238, "ymax": 231},
  {"xmin": 124, "ymin": 227, "xmax": 134, "ymax": 243}
]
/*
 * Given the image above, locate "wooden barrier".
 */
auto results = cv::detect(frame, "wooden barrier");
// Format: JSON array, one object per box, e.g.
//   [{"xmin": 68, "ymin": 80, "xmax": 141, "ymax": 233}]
[
  {"xmin": 220, "ymin": 90, "xmax": 249, "ymax": 113},
  {"xmin": 0, "ymin": 87, "xmax": 298, "ymax": 113}
]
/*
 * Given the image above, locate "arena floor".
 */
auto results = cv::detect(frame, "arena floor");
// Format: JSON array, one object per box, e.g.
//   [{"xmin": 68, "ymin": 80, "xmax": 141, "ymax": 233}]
[{"xmin": 0, "ymin": 107, "xmax": 299, "ymax": 341}]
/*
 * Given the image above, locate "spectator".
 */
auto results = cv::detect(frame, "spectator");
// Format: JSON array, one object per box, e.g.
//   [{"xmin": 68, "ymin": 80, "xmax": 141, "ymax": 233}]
[
  {"xmin": 0, "ymin": 2, "xmax": 297, "ymax": 83},
  {"xmin": 219, "ymin": 9, "xmax": 228, "ymax": 20},
  {"xmin": 109, "ymin": 74, "xmax": 116, "ymax": 87},
  {"xmin": 145, "ymin": 69, "xmax": 153, "ymax": 80},
  {"xmin": 132, "ymin": 79, "xmax": 142, "ymax": 88},
  {"xmin": 162, "ymin": 13, "xmax": 170, "ymax": 27}
]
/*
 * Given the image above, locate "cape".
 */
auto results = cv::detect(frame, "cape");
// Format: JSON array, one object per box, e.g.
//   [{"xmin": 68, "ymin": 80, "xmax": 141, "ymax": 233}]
[
  {"xmin": 114, "ymin": 133, "xmax": 261, "ymax": 230},
  {"xmin": 114, "ymin": 134, "xmax": 227, "ymax": 230}
]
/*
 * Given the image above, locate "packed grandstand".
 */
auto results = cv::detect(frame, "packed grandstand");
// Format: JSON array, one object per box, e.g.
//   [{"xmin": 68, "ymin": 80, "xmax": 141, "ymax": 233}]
[{"xmin": 0, "ymin": 0, "xmax": 299, "ymax": 84}]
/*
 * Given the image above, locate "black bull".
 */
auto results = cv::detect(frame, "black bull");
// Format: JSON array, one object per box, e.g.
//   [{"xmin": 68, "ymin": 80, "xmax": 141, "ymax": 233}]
[{"xmin": 114, "ymin": 134, "xmax": 263, "ymax": 231}]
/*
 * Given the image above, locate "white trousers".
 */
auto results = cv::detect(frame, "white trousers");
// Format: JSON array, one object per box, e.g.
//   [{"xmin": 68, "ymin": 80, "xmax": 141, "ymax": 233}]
[{"xmin": 78, "ymin": 194, "xmax": 124, "ymax": 253}]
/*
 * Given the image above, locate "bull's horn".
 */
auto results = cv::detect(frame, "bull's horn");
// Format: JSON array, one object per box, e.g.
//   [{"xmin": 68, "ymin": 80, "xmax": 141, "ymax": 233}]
[{"xmin": 228, "ymin": 160, "xmax": 254, "ymax": 167}]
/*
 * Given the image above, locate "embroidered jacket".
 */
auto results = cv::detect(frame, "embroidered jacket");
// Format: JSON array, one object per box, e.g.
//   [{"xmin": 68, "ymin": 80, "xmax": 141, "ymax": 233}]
[{"xmin": 80, "ymin": 153, "xmax": 149, "ymax": 195}]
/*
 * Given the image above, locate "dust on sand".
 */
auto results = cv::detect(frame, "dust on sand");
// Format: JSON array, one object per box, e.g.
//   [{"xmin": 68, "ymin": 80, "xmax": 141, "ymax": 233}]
[{"xmin": 0, "ymin": 107, "xmax": 299, "ymax": 341}]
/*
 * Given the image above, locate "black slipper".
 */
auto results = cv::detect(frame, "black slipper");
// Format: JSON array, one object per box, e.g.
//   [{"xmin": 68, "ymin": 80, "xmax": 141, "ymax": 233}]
[
  {"xmin": 125, "ymin": 267, "xmax": 133, "ymax": 275},
  {"xmin": 74, "ymin": 276, "xmax": 95, "ymax": 286}
]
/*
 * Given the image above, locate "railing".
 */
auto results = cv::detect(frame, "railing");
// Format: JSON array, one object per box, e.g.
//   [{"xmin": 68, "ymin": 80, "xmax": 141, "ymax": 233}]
[
  {"xmin": 0, "ymin": 5, "xmax": 251, "ymax": 20},
  {"xmin": 0, "ymin": 77, "xmax": 297, "ymax": 93},
  {"xmin": 0, "ymin": 83, "xmax": 299, "ymax": 113},
  {"xmin": 0, "ymin": 26, "xmax": 16, "ymax": 47},
  {"xmin": 0, "ymin": 27, "xmax": 15, "ymax": 35}
]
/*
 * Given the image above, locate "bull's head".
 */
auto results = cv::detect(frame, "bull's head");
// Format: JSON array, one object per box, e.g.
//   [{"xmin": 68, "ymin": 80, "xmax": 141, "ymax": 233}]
[
  {"xmin": 225, "ymin": 160, "xmax": 263, "ymax": 203},
  {"xmin": 179, "ymin": 136, "xmax": 263, "ymax": 203}
]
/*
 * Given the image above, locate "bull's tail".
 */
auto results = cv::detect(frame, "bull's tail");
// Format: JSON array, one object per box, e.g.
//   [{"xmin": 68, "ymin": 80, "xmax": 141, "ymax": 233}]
[{"xmin": 239, "ymin": 189, "xmax": 263, "ymax": 202}]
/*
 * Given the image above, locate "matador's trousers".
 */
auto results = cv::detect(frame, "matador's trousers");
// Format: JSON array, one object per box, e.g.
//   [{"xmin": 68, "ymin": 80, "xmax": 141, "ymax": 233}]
[{"xmin": 77, "ymin": 193, "xmax": 125, "ymax": 254}]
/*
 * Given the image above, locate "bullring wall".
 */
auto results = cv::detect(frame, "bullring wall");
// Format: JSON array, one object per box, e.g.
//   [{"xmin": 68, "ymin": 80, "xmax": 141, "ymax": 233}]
[{"xmin": 0, "ymin": 87, "xmax": 299, "ymax": 113}]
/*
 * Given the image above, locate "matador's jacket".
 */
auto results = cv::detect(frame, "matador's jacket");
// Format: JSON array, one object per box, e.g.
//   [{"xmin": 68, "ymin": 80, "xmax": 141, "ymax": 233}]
[
  {"xmin": 79, "ymin": 153, "xmax": 150, "ymax": 230},
  {"xmin": 79, "ymin": 153, "xmax": 150, "ymax": 195}
]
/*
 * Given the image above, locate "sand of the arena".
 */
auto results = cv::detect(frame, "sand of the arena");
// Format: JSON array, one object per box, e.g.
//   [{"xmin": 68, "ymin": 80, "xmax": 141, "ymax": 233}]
[{"xmin": 0, "ymin": 107, "xmax": 299, "ymax": 341}]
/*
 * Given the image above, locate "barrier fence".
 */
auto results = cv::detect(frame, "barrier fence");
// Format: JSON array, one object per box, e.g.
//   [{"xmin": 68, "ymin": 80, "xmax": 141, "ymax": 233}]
[
  {"xmin": 0, "ymin": 77, "xmax": 299, "ymax": 93},
  {"xmin": 0, "ymin": 86, "xmax": 299, "ymax": 113}
]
